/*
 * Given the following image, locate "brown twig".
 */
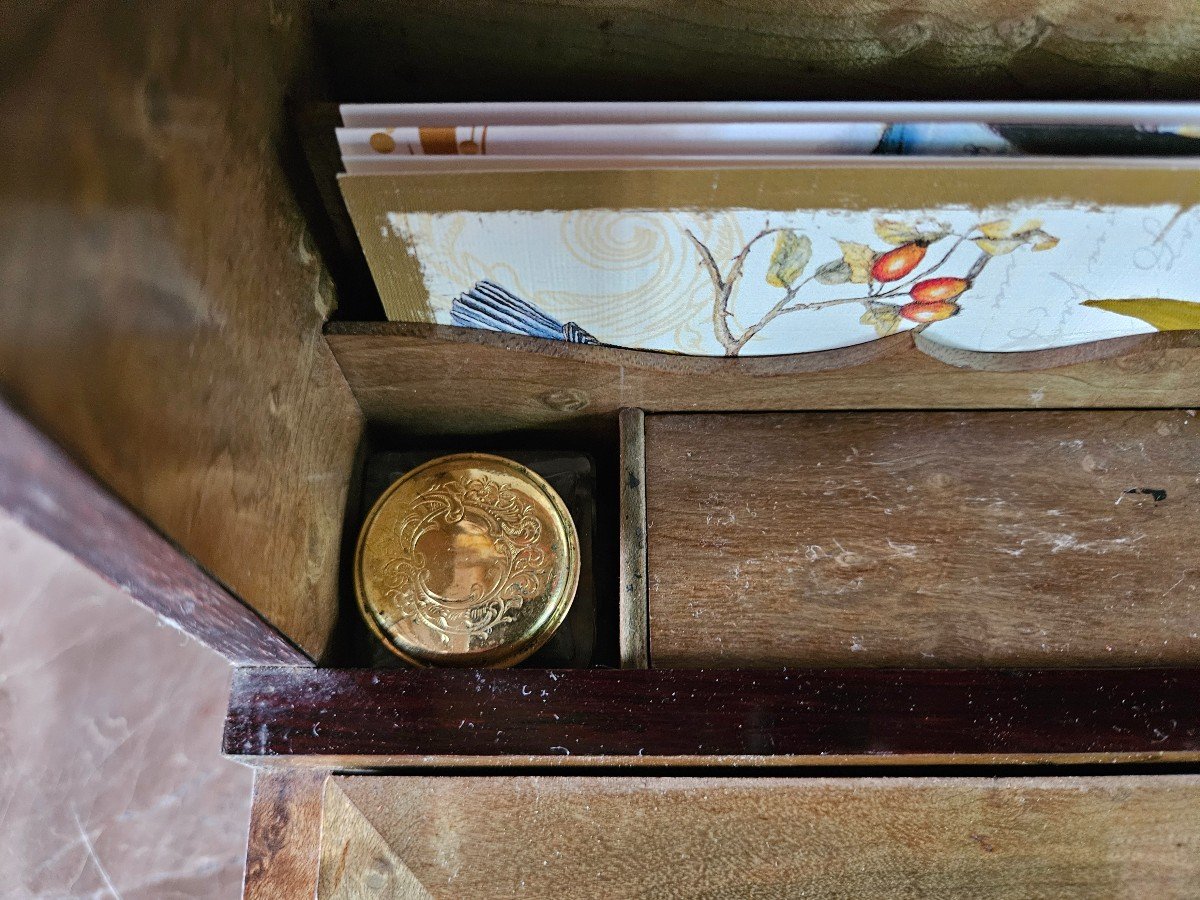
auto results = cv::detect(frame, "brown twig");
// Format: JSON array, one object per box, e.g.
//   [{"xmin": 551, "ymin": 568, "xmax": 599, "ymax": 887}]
[
  {"xmin": 728, "ymin": 275, "xmax": 819, "ymax": 354},
  {"xmin": 687, "ymin": 226, "xmax": 803, "ymax": 355},
  {"xmin": 724, "ymin": 228, "xmax": 787, "ymax": 289},
  {"xmin": 684, "ymin": 229, "xmax": 735, "ymax": 353}
]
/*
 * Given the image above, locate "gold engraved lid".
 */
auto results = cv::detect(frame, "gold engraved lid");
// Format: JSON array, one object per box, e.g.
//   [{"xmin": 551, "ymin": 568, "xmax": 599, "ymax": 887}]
[{"xmin": 355, "ymin": 453, "xmax": 580, "ymax": 667}]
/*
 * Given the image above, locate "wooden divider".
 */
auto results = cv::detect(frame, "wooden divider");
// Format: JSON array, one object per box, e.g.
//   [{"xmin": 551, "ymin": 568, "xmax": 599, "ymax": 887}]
[{"xmin": 327, "ymin": 324, "xmax": 1200, "ymax": 435}]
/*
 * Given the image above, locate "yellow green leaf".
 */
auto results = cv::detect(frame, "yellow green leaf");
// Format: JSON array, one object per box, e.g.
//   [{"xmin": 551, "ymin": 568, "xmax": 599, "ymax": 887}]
[
  {"xmin": 875, "ymin": 218, "xmax": 950, "ymax": 246},
  {"xmin": 837, "ymin": 241, "xmax": 877, "ymax": 283},
  {"xmin": 860, "ymin": 303, "xmax": 901, "ymax": 337},
  {"xmin": 874, "ymin": 219, "xmax": 922, "ymax": 245},
  {"xmin": 814, "ymin": 258, "xmax": 852, "ymax": 285},
  {"xmin": 978, "ymin": 219, "xmax": 1012, "ymax": 240},
  {"xmin": 1083, "ymin": 298, "xmax": 1200, "ymax": 331},
  {"xmin": 1007, "ymin": 224, "xmax": 1057, "ymax": 251},
  {"xmin": 973, "ymin": 236, "xmax": 1025, "ymax": 256},
  {"xmin": 765, "ymin": 231, "xmax": 812, "ymax": 288},
  {"xmin": 975, "ymin": 217, "xmax": 1059, "ymax": 254}
]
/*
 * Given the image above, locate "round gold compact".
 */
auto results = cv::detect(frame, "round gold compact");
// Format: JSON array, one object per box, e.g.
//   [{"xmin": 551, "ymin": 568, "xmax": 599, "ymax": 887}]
[{"xmin": 355, "ymin": 453, "xmax": 580, "ymax": 667}]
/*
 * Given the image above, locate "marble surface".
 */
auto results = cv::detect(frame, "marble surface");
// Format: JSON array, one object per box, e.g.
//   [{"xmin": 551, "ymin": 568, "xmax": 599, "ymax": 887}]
[{"xmin": 0, "ymin": 513, "xmax": 253, "ymax": 898}]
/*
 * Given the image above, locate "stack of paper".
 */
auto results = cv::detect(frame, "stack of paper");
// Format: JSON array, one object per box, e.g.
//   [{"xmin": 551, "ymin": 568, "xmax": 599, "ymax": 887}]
[{"xmin": 337, "ymin": 102, "xmax": 1200, "ymax": 357}]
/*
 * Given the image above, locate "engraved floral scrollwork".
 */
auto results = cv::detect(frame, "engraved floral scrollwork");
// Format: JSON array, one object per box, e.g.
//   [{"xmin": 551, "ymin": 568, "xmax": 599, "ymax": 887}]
[{"xmin": 372, "ymin": 475, "xmax": 552, "ymax": 646}]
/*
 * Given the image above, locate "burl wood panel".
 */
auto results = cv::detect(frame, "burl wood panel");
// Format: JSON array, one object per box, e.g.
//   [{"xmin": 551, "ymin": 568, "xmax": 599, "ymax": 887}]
[
  {"xmin": 0, "ymin": 2, "xmax": 361, "ymax": 659},
  {"xmin": 317, "ymin": 1, "xmax": 1200, "ymax": 101},
  {"xmin": 224, "ymin": 667, "xmax": 1200, "ymax": 766},
  {"xmin": 324, "ymin": 775, "xmax": 1200, "ymax": 899},
  {"xmin": 327, "ymin": 324, "xmax": 1200, "ymax": 435},
  {"xmin": 647, "ymin": 411, "xmax": 1200, "ymax": 668},
  {"xmin": 243, "ymin": 769, "xmax": 327, "ymax": 900}
]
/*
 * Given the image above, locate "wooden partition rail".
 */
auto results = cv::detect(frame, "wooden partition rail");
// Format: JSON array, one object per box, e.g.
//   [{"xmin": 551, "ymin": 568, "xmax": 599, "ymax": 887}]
[
  {"xmin": 326, "ymin": 324, "xmax": 1200, "ymax": 435},
  {"xmin": 224, "ymin": 667, "xmax": 1200, "ymax": 767},
  {"xmin": 618, "ymin": 408, "xmax": 649, "ymax": 668}
]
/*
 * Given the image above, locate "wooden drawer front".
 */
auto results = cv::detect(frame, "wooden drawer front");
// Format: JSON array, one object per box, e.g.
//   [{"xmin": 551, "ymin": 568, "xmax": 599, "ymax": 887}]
[
  {"xmin": 315, "ymin": 775, "xmax": 1200, "ymax": 899},
  {"xmin": 646, "ymin": 410, "xmax": 1200, "ymax": 668}
]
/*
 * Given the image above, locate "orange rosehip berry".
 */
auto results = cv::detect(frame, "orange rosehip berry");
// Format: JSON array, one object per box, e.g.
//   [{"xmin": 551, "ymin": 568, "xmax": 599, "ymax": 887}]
[
  {"xmin": 900, "ymin": 300, "xmax": 960, "ymax": 323},
  {"xmin": 910, "ymin": 276, "xmax": 969, "ymax": 304},
  {"xmin": 870, "ymin": 242, "xmax": 927, "ymax": 282}
]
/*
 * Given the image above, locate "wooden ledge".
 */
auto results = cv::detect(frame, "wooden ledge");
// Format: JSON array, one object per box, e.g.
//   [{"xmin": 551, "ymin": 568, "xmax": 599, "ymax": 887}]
[
  {"xmin": 223, "ymin": 667, "xmax": 1200, "ymax": 768},
  {"xmin": 325, "ymin": 323, "xmax": 1200, "ymax": 433},
  {"xmin": 328, "ymin": 321, "xmax": 1200, "ymax": 375}
]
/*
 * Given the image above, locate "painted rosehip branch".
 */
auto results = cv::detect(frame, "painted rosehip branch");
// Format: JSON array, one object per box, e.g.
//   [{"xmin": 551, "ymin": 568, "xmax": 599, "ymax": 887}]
[
  {"xmin": 685, "ymin": 227, "xmax": 801, "ymax": 355},
  {"xmin": 686, "ymin": 217, "xmax": 1060, "ymax": 356}
]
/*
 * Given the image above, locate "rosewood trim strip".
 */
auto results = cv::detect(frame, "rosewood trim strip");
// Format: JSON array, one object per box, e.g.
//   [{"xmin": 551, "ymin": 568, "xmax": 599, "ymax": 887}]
[{"xmin": 223, "ymin": 667, "xmax": 1200, "ymax": 766}]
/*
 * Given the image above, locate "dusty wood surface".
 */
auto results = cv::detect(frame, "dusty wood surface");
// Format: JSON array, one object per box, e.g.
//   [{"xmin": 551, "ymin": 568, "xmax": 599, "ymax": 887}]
[
  {"xmin": 316, "ymin": 1, "xmax": 1200, "ymax": 101},
  {"xmin": 327, "ymin": 324, "xmax": 1200, "ymax": 435},
  {"xmin": 0, "ymin": 399, "xmax": 306, "ymax": 665},
  {"xmin": 224, "ymin": 667, "xmax": 1200, "ymax": 766},
  {"xmin": 319, "ymin": 780, "xmax": 434, "ymax": 900},
  {"xmin": 326, "ymin": 774, "xmax": 1200, "ymax": 899},
  {"xmin": 0, "ymin": 2, "xmax": 362, "ymax": 660},
  {"xmin": 619, "ymin": 408, "xmax": 649, "ymax": 668},
  {"xmin": 243, "ymin": 769, "xmax": 327, "ymax": 900},
  {"xmin": 647, "ymin": 411, "xmax": 1200, "ymax": 668}
]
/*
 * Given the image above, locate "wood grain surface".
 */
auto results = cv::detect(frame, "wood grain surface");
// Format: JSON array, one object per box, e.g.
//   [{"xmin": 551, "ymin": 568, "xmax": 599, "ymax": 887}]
[
  {"xmin": 325, "ymin": 774, "xmax": 1200, "ymax": 899},
  {"xmin": 319, "ymin": 780, "xmax": 434, "ymax": 900},
  {"xmin": 0, "ymin": 399, "xmax": 306, "ymax": 665},
  {"xmin": 243, "ymin": 769, "xmax": 327, "ymax": 900},
  {"xmin": 223, "ymin": 667, "xmax": 1200, "ymax": 766},
  {"xmin": 327, "ymin": 324, "xmax": 1200, "ymax": 435},
  {"xmin": 0, "ymin": 2, "xmax": 362, "ymax": 660},
  {"xmin": 316, "ymin": 1, "xmax": 1200, "ymax": 101},
  {"xmin": 647, "ymin": 411, "xmax": 1200, "ymax": 668}
]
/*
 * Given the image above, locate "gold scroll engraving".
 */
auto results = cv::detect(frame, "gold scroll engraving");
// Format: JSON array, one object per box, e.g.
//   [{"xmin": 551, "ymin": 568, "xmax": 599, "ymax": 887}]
[{"xmin": 373, "ymin": 475, "xmax": 553, "ymax": 646}]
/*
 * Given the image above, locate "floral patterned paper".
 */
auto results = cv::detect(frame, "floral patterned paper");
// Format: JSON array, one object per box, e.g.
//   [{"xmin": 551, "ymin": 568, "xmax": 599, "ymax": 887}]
[{"xmin": 382, "ymin": 204, "xmax": 1200, "ymax": 356}]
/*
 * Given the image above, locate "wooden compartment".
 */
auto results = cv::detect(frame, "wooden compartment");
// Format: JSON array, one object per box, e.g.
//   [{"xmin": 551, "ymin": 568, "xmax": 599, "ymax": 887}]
[
  {"xmin": 645, "ymin": 410, "xmax": 1200, "ymax": 668},
  {"xmin": 9, "ymin": 0, "xmax": 1200, "ymax": 670},
  {"xmin": 10, "ymin": 6, "xmax": 1200, "ymax": 895}
]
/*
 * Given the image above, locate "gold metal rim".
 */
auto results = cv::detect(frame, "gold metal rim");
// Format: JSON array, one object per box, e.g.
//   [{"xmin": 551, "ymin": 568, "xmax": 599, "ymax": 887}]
[{"xmin": 354, "ymin": 452, "xmax": 580, "ymax": 667}]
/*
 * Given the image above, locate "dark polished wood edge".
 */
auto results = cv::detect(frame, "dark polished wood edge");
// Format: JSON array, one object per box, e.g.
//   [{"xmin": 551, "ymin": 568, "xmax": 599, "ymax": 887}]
[
  {"xmin": 618, "ymin": 408, "xmax": 649, "ymax": 669},
  {"xmin": 224, "ymin": 666, "xmax": 1200, "ymax": 766},
  {"xmin": 327, "ymin": 320, "xmax": 1200, "ymax": 375},
  {"xmin": 0, "ymin": 398, "xmax": 310, "ymax": 666}
]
